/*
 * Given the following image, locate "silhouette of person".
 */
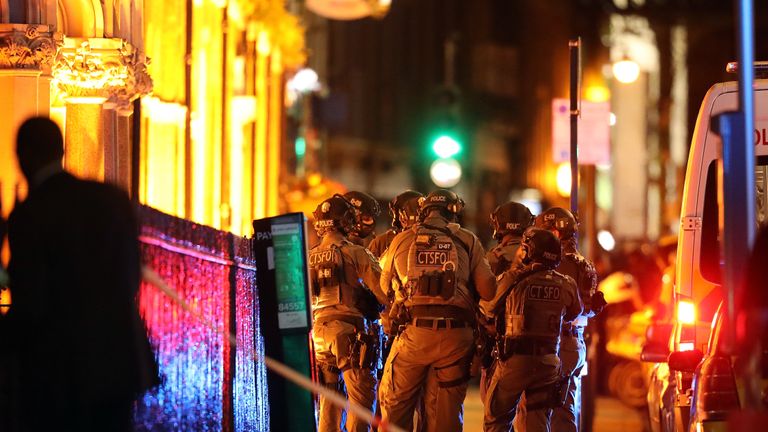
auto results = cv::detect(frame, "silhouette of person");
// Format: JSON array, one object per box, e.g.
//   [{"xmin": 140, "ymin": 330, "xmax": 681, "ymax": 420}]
[{"xmin": 4, "ymin": 117, "xmax": 159, "ymax": 431}]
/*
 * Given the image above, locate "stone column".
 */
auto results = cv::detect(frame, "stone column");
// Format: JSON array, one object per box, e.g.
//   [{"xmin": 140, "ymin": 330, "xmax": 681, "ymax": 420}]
[
  {"xmin": 52, "ymin": 37, "xmax": 152, "ymax": 189},
  {"xmin": 0, "ymin": 24, "xmax": 60, "ymax": 217}
]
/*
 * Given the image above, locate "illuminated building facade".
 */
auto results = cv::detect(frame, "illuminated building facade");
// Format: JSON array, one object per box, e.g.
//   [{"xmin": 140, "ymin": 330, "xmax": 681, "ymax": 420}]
[
  {"xmin": 1, "ymin": 1, "xmax": 306, "ymax": 429},
  {"xmin": 0, "ymin": 0, "xmax": 305, "ymax": 237}
]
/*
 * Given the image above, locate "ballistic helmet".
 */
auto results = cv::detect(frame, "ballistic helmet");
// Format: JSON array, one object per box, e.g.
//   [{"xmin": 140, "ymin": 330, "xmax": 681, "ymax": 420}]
[
  {"xmin": 535, "ymin": 207, "xmax": 578, "ymax": 240},
  {"xmin": 490, "ymin": 201, "xmax": 534, "ymax": 241},
  {"xmin": 389, "ymin": 190, "xmax": 424, "ymax": 230},
  {"xmin": 344, "ymin": 191, "xmax": 381, "ymax": 237},
  {"xmin": 521, "ymin": 227, "xmax": 561, "ymax": 269},
  {"xmin": 344, "ymin": 191, "xmax": 381, "ymax": 218},
  {"xmin": 313, "ymin": 194, "xmax": 357, "ymax": 236},
  {"xmin": 418, "ymin": 189, "xmax": 464, "ymax": 219}
]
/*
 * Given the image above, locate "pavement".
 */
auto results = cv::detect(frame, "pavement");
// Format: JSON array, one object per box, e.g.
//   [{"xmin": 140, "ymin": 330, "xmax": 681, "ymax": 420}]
[{"xmin": 462, "ymin": 385, "xmax": 645, "ymax": 431}]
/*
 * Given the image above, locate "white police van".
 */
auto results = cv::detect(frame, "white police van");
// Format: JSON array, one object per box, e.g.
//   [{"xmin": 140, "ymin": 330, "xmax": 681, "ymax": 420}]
[{"xmin": 644, "ymin": 62, "xmax": 768, "ymax": 432}]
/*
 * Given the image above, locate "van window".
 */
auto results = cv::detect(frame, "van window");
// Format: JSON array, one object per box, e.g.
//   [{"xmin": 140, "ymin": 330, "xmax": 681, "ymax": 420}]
[
  {"xmin": 700, "ymin": 156, "xmax": 768, "ymax": 284},
  {"xmin": 758, "ymin": 163, "xmax": 767, "ymax": 226},
  {"xmin": 701, "ymin": 162, "xmax": 720, "ymax": 283},
  {"xmin": 753, "ymin": 156, "xmax": 768, "ymax": 230}
]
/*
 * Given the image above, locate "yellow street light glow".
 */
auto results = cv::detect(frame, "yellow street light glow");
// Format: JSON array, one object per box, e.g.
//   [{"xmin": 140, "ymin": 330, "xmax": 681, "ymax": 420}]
[
  {"xmin": 430, "ymin": 158, "xmax": 462, "ymax": 188},
  {"xmin": 677, "ymin": 300, "xmax": 696, "ymax": 325},
  {"xmin": 585, "ymin": 85, "xmax": 610, "ymax": 103},
  {"xmin": 556, "ymin": 162, "xmax": 572, "ymax": 197},
  {"xmin": 613, "ymin": 59, "xmax": 640, "ymax": 84}
]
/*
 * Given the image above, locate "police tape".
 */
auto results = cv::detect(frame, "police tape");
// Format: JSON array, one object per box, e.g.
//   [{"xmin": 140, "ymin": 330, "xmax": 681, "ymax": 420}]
[{"xmin": 141, "ymin": 266, "xmax": 405, "ymax": 432}]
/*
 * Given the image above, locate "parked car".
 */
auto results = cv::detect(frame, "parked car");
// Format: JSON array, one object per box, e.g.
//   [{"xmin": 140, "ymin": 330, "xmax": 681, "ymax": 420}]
[{"xmin": 685, "ymin": 301, "xmax": 766, "ymax": 432}]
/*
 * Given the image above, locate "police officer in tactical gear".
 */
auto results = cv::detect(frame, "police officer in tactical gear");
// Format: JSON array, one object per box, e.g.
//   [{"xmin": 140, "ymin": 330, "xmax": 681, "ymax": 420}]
[
  {"xmin": 478, "ymin": 201, "xmax": 535, "ymax": 401},
  {"xmin": 379, "ymin": 189, "xmax": 496, "ymax": 432},
  {"xmin": 344, "ymin": 191, "xmax": 381, "ymax": 248},
  {"xmin": 309, "ymin": 194, "xmax": 390, "ymax": 432},
  {"xmin": 487, "ymin": 202, "xmax": 535, "ymax": 275},
  {"xmin": 535, "ymin": 207, "xmax": 606, "ymax": 432},
  {"xmin": 483, "ymin": 228, "xmax": 582, "ymax": 432},
  {"xmin": 368, "ymin": 190, "xmax": 424, "ymax": 258}
]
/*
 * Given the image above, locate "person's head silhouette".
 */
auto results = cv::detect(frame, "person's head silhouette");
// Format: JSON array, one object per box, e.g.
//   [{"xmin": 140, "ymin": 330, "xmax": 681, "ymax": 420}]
[{"xmin": 16, "ymin": 117, "xmax": 64, "ymax": 185}]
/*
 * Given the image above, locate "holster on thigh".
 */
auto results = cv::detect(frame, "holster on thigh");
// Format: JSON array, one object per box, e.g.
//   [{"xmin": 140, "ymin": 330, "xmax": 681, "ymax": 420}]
[
  {"xmin": 525, "ymin": 375, "xmax": 570, "ymax": 411},
  {"xmin": 435, "ymin": 357, "xmax": 470, "ymax": 389},
  {"xmin": 317, "ymin": 363, "xmax": 342, "ymax": 390}
]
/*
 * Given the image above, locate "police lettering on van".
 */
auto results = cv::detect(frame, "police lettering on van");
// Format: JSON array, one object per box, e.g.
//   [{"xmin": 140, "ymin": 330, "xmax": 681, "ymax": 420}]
[{"xmin": 754, "ymin": 128, "xmax": 768, "ymax": 146}]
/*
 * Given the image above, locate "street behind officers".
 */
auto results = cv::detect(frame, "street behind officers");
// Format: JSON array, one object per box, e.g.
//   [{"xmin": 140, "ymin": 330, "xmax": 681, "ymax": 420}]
[
  {"xmin": 483, "ymin": 228, "xmax": 583, "ymax": 432},
  {"xmin": 309, "ymin": 194, "xmax": 390, "ymax": 432},
  {"xmin": 379, "ymin": 189, "xmax": 496, "ymax": 432},
  {"xmin": 368, "ymin": 190, "xmax": 423, "ymax": 258},
  {"xmin": 344, "ymin": 191, "xmax": 381, "ymax": 248},
  {"xmin": 535, "ymin": 207, "xmax": 606, "ymax": 432}
]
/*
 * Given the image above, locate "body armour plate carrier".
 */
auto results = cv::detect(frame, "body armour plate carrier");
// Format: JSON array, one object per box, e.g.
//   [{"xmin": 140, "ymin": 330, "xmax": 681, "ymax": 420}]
[
  {"xmin": 504, "ymin": 270, "xmax": 566, "ymax": 341},
  {"xmin": 309, "ymin": 244, "xmax": 378, "ymax": 318},
  {"xmin": 404, "ymin": 225, "xmax": 461, "ymax": 307}
]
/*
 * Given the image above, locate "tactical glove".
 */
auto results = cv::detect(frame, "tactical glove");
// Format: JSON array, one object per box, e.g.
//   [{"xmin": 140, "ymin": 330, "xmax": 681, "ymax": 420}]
[{"xmin": 590, "ymin": 290, "xmax": 607, "ymax": 315}]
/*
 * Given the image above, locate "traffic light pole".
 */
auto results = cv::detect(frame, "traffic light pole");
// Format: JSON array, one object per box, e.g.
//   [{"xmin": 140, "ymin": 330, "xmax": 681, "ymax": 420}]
[{"xmin": 569, "ymin": 38, "xmax": 581, "ymax": 218}]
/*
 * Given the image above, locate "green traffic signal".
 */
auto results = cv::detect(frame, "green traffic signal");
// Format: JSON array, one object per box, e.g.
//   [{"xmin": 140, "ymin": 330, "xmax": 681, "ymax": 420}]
[{"xmin": 431, "ymin": 134, "xmax": 461, "ymax": 159}]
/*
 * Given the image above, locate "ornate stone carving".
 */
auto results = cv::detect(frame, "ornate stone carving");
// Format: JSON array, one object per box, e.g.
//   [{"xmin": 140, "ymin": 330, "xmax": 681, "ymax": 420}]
[
  {"xmin": 52, "ymin": 37, "xmax": 153, "ymax": 112},
  {"xmin": 0, "ymin": 24, "xmax": 62, "ymax": 70}
]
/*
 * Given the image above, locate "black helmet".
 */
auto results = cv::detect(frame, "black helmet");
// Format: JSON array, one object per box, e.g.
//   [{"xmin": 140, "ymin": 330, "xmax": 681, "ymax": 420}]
[
  {"xmin": 313, "ymin": 194, "xmax": 357, "ymax": 236},
  {"xmin": 490, "ymin": 202, "xmax": 534, "ymax": 241},
  {"xmin": 344, "ymin": 191, "xmax": 381, "ymax": 217},
  {"xmin": 389, "ymin": 190, "xmax": 424, "ymax": 230},
  {"xmin": 419, "ymin": 189, "xmax": 464, "ymax": 219},
  {"xmin": 535, "ymin": 207, "xmax": 578, "ymax": 240},
  {"xmin": 521, "ymin": 227, "xmax": 561, "ymax": 269},
  {"xmin": 343, "ymin": 191, "xmax": 380, "ymax": 237}
]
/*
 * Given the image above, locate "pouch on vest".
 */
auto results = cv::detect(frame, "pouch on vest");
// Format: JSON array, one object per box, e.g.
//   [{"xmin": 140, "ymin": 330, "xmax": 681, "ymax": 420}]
[
  {"xmin": 309, "ymin": 246, "xmax": 344, "ymax": 310},
  {"xmin": 505, "ymin": 313, "xmax": 524, "ymax": 337},
  {"xmin": 406, "ymin": 227, "xmax": 460, "ymax": 306}
]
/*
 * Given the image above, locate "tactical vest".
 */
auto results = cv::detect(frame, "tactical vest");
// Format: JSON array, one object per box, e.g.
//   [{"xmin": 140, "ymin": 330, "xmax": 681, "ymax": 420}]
[
  {"xmin": 557, "ymin": 252, "xmax": 596, "ymax": 310},
  {"xmin": 308, "ymin": 243, "xmax": 378, "ymax": 318},
  {"xmin": 504, "ymin": 269, "xmax": 568, "ymax": 342},
  {"xmin": 403, "ymin": 225, "xmax": 462, "ymax": 307},
  {"xmin": 488, "ymin": 239, "xmax": 521, "ymax": 276}
]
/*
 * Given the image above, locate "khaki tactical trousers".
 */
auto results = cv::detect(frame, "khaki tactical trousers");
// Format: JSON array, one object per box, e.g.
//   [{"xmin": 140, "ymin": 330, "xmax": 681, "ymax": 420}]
[
  {"xmin": 313, "ymin": 319, "xmax": 377, "ymax": 432},
  {"xmin": 483, "ymin": 354, "xmax": 560, "ymax": 432},
  {"xmin": 380, "ymin": 325, "xmax": 474, "ymax": 432},
  {"xmin": 551, "ymin": 334, "xmax": 586, "ymax": 432}
]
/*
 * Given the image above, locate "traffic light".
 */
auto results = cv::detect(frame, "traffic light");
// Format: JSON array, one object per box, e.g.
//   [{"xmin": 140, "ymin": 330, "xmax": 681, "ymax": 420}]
[
  {"xmin": 431, "ymin": 133, "xmax": 461, "ymax": 159},
  {"xmin": 427, "ymin": 87, "xmax": 464, "ymax": 188},
  {"xmin": 429, "ymin": 131, "xmax": 463, "ymax": 187}
]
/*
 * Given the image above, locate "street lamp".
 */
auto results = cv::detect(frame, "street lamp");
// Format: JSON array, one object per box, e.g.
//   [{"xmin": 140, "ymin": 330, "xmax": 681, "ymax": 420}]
[
  {"xmin": 612, "ymin": 58, "xmax": 640, "ymax": 84},
  {"xmin": 429, "ymin": 158, "xmax": 462, "ymax": 188}
]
